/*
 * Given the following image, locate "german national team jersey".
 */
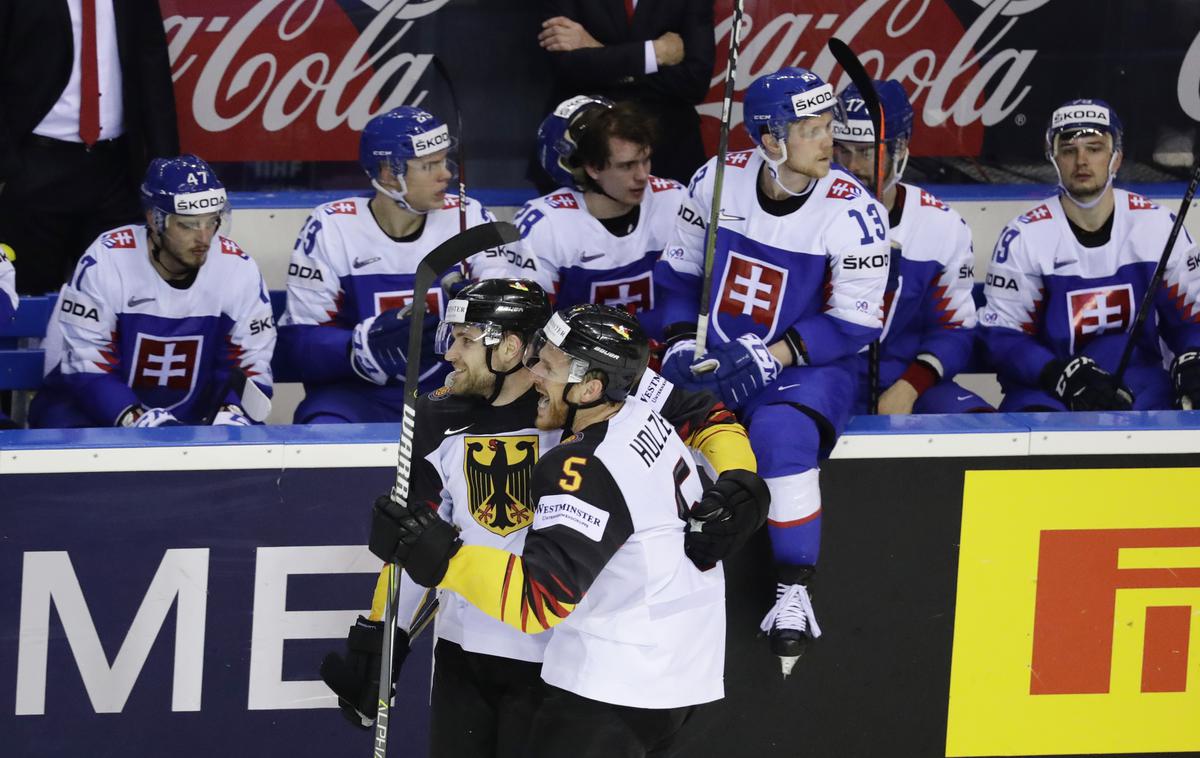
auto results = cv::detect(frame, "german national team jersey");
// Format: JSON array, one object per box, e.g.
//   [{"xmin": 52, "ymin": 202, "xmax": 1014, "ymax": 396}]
[
  {"xmin": 277, "ymin": 194, "xmax": 532, "ymax": 393},
  {"xmin": 656, "ymin": 150, "xmax": 890, "ymax": 366},
  {"xmin": 391, "ymin": 369, "xmax": 742, "ymax": 665},
  {"xmin": 41, "ymin": 225, "xmax": 274, "ymax": 425},
  {"xmin": 439, "ymin": 397, "xmax": 724, "ymax": 709},
  {"xmin": 872, "ymin": 183, "xmax": 978, "ymax": 384},
  {"xmin": 513, "ymin": 177, "xmax": 685, "ymax": 337},
  {"xmin": 0, "ymin": 253, "xmax": 14, "ymax": 325},
  {"xmin": 978, "ymin": 189, "xmax": 1200, "ymax": 387}
]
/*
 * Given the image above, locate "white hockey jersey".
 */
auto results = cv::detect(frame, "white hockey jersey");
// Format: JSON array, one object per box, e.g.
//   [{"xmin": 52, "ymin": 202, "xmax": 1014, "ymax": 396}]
[
  {"xmin": 513, "ymin": 177, "xmax": 685, "ymax": 335},
  {"xmin": 979, "ymin": 189, "xmax": 1200, "ymax": 387},
  {"xmin": 42, "ymin": 225, "xmax": 274, "ymax": 425},
  {"xmin": 657, "ymin": 150, "xmax": 890, "ymax": 366},
  {"xmin": 277, "ymin": 194, "xmax": 535, "ymax": 391}
]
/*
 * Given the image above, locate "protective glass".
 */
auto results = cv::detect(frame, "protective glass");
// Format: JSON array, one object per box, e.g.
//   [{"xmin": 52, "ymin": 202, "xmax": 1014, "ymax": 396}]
[
  {"xmin": 167, "ymin": 210, "xmax": 228, "ymax": 235},
  {"xmin": 522, "ymin": 331, "xmax": 589, "ymax": 384}
]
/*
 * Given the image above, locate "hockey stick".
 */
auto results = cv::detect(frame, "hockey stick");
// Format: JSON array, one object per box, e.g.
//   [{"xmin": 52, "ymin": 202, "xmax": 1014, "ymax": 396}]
[
  {"xmin": 430, "ymin": 55, "xmax": 467, "ymax": 234},
  {"xmin": 828, "ymin": 38, "xmax": 886, "ymax": 414},
  {"xmin": 1113, "ymin": 160, "xmax": 1200, "ymax": 386},
  {"xmin": 373, "ymin": 220, "xmax": 519, "ymax": 758},
  {"xmin": 694, "ymin": 0, "xmax": 746, "ymax": 356}
]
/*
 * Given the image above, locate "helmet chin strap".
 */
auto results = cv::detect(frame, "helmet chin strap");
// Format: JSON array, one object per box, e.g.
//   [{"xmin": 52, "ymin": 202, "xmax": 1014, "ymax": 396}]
[
  {"xmin": 560, "ymin": 381, "xmax": 606, "ymax": 432},
  {"xmin": 371, "ymin": 176, "xmax": 431, "ymax": 216},
  {"xmin": 883, "ymin": 145, "xmax": 909, "ymax": 194},
  {"xmin": 1050, "ymin": 136, "xmax": 1119, "ymax": 210},
  {"xmin": 483, "ymin": 345, "xmax": 523, "ymax": 404},
  {"xmin": 758, "ymin": 132, "xmax": 817, "ymax": 198}
]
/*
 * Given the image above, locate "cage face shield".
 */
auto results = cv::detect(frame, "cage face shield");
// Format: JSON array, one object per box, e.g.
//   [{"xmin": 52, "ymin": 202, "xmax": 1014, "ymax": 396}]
[{"xmin": 522, "ymin": 331, "xmax": 590, "ymax": 386}]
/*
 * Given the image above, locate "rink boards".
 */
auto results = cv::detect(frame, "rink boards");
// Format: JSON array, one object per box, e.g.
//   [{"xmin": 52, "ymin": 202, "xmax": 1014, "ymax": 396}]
[{"xmin": 2, "ymin": 412, "xmax": 1200, "ymax": 757}]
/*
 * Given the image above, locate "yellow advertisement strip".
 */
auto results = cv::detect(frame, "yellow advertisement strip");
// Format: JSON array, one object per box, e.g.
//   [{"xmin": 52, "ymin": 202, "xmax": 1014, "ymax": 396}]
[{"xmin": 946, "ymin": 468, "xmax": 1200, "ymax": 757}]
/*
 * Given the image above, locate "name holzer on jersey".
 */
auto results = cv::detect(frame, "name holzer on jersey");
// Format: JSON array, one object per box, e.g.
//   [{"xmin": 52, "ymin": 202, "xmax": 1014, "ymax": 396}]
[{"xmin": 629, "ymin": 413, "xmax": 674, "ymax": 468}]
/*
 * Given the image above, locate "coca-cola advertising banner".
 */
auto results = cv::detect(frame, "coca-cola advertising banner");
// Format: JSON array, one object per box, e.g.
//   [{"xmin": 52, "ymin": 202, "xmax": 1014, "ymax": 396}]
[{"xmin": 160, "ymin": 0, "xmax": 1199, "ymax": 183}]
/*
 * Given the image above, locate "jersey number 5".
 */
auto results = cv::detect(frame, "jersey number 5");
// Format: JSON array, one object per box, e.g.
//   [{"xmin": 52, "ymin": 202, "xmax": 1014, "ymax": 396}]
[{"xmin": 559, "ymin": 456, "xmax": 586, "ymax": 492}]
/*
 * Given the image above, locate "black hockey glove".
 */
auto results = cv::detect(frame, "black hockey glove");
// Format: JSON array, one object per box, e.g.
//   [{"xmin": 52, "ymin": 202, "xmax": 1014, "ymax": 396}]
[
  {"xmin": 1041, "ymin": 356, "xmax": 1133, "ymax": 411},
  {"xmin": 1170, "ymin": 350, "xmax": 1200, "ymax": 410},
  {"xmin": 369, "ymin": 495, "xmax": 462, "ymax": 587},
  {"xmin": 685, "ymin": 469, "xmax": 771, "ymax": 571},
  {"xmin": 319, "ymin": 615, "xmax": 410, "ymax": 729}
]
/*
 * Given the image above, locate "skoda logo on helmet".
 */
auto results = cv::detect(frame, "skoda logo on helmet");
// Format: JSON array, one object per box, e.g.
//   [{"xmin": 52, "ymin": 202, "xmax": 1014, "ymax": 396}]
[
  {"xmin": 411, "ymin": 124, "xmax": 451, "ymax": 157},
  {"xmin": 1052, "ymin": 105, "xmax": 1111, "ymax": 129},
  {"xmin": 173, "ymin": 188, "xmax": 227, "ymax": 214},
  {"xmin": 833, "ymin": 120, "xmax": 875, "ymax": 141},
  {"xmin": 790, "ymin": 84, "xmax": 835, "ymax": 118}
]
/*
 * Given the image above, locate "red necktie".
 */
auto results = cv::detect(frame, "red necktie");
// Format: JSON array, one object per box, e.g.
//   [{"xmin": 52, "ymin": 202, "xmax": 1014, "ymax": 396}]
[
  {"xmin": 624, "ymin": 0, "xmax": 635, "ymax": 25},
  {"xmin": 79, "ymin": 0, "xmax": 101, "ymax": 146}
]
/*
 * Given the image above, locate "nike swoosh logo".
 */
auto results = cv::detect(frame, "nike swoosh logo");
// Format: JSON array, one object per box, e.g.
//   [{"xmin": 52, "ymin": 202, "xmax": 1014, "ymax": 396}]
[
  {"xmin": 444, "ymin": 424, "xmax": 472, "ymax": 435},
  {"xmin": 718, "ymin": 212, "xmax": 745, "ymax": 221},
  {"xmin": 353, "ymin": 256, "xmax": 382, "ymax": 269},
  {"xmin": 956, "ymin": 395, "xmax": 973, "ymax": 401},
  {"xmin": 580, "ymin": 253, "xmax": 604, "ymax": 262},
  {"xmin": 127, "ymin": 296, "xmax": 155, "ymax": 307},
  {"xmin": 1053, "ymin": 259, "xmax": 1077, "ymax": 269},
  {"xmin": 777, "ymin": 383, "xmax": 802, "ymax": 391}
]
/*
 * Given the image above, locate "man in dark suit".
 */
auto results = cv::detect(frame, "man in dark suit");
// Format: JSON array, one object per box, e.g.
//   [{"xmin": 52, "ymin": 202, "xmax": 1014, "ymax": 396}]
[
  {"xmin": 0, "ymin": 0, "xmax": 178, "ymax": 295},
  {"xmin": 538, "ymin": 0, "xmax": 715, "ymax": 186}
]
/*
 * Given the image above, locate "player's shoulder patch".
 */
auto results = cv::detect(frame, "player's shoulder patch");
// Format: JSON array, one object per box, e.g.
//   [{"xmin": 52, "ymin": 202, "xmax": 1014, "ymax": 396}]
[
  {"xmin": 918, "ymin": 189, "xmax": 949, "ymax": 211},
  {"xmin": 322, "ymin": 199, "xmax": 359, "ymax": 216},
  {"xmin": 1017, "ymin": 203, "xmax": 1053, "ymax": 224},
  {"xmin": 544, "ymin": 191, "xmax": 580, "ymax": 210},
  {"xmin": 428, "ymin": 385, "xmax": 452, "ymax": 401},
  {"xmin": 826, "ymin": 176, "xmax": 863, "ymax": 201},
  {"xmin": 218, "ymin": 236, "xmax": 249, "ymax": 259},
  {"xmin": 1126, "ymin": 192, "xmax": 1158, "ymax": 211},
  {"xmin": 560, "ymin": 431, "xmax": 584, "ymax": 445},
  {"xmin": 724, "ymin": 150, "xmax": 754, "ymax": 168},
  {"xmin": 101, "ymin": 227, "xmax": 138, "ymax": 250},
  {"xmin": 647, "ymin": 176, "xmax": 683, "ymax": 193}
]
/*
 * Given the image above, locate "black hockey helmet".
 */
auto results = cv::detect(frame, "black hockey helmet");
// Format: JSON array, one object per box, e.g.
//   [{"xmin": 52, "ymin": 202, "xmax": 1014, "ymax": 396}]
[
  {"xmin": 437, "ymin": 278, "xmax": 551, "ymax": 401},
  {"xmin": 436, "ymin": 278, "xmax": 552, "ymax": 353},
  {"xmin": 524, "ymin": 303, "xmax": 649, "ymax": 403}
]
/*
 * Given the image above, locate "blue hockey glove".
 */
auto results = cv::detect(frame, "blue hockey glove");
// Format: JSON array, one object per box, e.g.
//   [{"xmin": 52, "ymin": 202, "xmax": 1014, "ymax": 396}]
[
  {"xmin": 691, "ymin": 334, "xmax": 782, "ymax": 410},
  {"xmin": 660, "ymin": 338, "xmax": 699, "ymax": 387},
  {"xmin": 350, "ymin": 308, "xmax": 412, "ymax": 385},
  {"xmin": 1171, "ymin": 350, "xmax": 1200, "ymax": 410},
  {"xmin": 1042, "ymin": 356, "xmax": 1133, "ymax": 411}
]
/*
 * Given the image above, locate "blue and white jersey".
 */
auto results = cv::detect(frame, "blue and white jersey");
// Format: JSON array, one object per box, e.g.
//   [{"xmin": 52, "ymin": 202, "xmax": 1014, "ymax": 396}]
[
  {"xmin": 873, "ymin": 183, "xmax": 978, "ymax": 383},
  {"xmin": 656, "ymin": 150, "xmax": 889, "ymax": 366},
  {"xmin": 978, "ymin": 189, "xmax": 1200, "ymax": 388},
  {"xmin": 0, "ymin": 250, "xmax": 15, "ymax": 325},
  {"xmin": 513, "ymin": 177, "xmax": 685, "ymax": 337},
  {"xmin": 43, "ymin": 225, "xmax": 275, "ymax": 425},
  {"xmin": 277, "ymin": 194, "xmax": 533, "ymax": 393}
]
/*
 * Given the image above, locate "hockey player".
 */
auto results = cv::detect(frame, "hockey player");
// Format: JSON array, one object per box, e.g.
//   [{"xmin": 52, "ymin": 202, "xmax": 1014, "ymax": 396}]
[
  {"xmin": 276, "ymin": 106, "xmax": 534, "ymax": 424},
  {"xmin": 831, "ymin": 80, "xmax": 991, "ymax": 414},
  {"xmin": 654, "ymin": 67, "xmax": 890, "ymax": 674},
  {"xmin": 322, "ymin": 281, "xmax": 767, "ymax": 757},
  {"xmin": 369, "ymin": 303, "xmax": 763, "ymax": 757},
  {"xmin": 28, "ymin": 155, "xmax": 274, "ymax": 428},
  {"xmin": 979, "ymin": 99, "xmax": 1200, "ymax": 411},
  {"xmin": 516, "ymin": 96, "xmax": 687, "ymax": 336}
]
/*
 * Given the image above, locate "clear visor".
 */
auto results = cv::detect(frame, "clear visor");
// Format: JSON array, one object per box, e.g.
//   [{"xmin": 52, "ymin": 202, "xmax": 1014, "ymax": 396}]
[
  {"xmin": 1050, "ymin": 128, "xmax": 1113, "ymax": 157},
  {"xmin": 434, "ymin": 321, "xmax": 501, "ymax": 355},
  {"xmin": 523, "ymin": 331, "xmax": 590, "ymax": 384},
  {"xmin": 165, "ymin": 209, "xmax": 228, "ymax": 235}
]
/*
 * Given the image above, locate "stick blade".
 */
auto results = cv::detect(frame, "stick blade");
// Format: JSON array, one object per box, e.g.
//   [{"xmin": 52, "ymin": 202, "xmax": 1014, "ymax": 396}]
[{"xmin": 418, "ymin": 221, "xmax": 519, "ymax": 279}]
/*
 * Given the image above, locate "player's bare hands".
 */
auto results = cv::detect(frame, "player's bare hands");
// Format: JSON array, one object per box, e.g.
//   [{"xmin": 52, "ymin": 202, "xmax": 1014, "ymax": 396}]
[
  {"xmin": 539, "ymin": 16, "xmax": 602, "ymax": 52},
  {"xmin": 653, "ymin": 32, "xmax": 684, "ymax": 66},
  {"xmin": 877, "ymin": 379, "xmax": 918, "ymax": 415}
]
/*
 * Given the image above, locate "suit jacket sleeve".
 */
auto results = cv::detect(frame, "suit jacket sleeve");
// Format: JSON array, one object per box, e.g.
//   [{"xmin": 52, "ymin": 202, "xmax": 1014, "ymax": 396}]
[
  {"xmin": 126, "ymin": 0, "xmax": 179, "ymax": 162},
  {"xmin": 543, "ymin": 0, "xmax": 646, "ymax": 88},
  {"xmin": 636, "ymin": 0, "xmax": 714, "ymax": 104}
]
